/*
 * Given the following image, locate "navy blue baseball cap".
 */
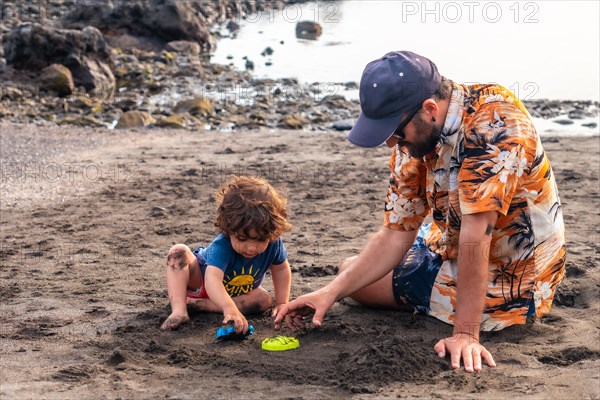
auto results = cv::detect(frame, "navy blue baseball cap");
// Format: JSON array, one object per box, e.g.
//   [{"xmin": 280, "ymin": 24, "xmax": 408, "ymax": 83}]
[{"xmin": 348, "ymin": 51, "xmax": 442, "ymax": 148}]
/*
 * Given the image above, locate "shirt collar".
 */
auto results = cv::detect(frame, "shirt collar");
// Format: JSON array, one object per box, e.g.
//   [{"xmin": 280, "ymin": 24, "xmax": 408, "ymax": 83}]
[{"xmin": 437, "ymin": 83, "xmax": 466, "ymax": 152}]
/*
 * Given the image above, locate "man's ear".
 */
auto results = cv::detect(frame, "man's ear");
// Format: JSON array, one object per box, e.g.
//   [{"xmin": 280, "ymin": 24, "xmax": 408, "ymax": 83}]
[{"xmin": 422, "ymin": 99, "xmax": 439, "ymax": 121}]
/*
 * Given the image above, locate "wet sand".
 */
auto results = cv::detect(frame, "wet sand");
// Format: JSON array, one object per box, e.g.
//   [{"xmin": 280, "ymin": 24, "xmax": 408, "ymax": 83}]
[{"xmin": 0, "ymin": 122, "xmax": 598, "ymax": 399}]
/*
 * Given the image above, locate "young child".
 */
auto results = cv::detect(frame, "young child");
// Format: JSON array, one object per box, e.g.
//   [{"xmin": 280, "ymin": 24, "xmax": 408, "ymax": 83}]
[{"xmin": 161, "ymin": 175, "xmax": 292, "ymax": 334}]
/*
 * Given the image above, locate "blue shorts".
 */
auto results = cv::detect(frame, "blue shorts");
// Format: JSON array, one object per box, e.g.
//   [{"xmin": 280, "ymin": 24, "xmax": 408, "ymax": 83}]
[
  {"xmin": 392, "ymin": 224, "xmax": 536, "ymax": 317},
  {"xmin": 392, "ymin": 224, "xmax": 441, "ymax": 314}
]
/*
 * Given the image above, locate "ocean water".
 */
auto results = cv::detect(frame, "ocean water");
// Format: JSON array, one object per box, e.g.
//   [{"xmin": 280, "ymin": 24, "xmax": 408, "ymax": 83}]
[
  {"xmin": 212, "ymin": 0, "xmax": 599, "ymax": 102},
  {"xmin": 210, "ymin": 0, "xmax": 599, "ymax": 136}
]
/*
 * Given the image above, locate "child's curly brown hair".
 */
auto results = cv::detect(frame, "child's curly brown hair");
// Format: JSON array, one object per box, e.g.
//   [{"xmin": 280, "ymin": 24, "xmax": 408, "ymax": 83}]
[{"xmin": 214, "ymin": 176, "xmax": 291, "ymax": 241}]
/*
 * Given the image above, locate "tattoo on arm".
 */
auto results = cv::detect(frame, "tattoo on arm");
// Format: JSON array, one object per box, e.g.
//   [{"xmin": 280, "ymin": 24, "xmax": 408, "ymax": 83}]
[{"xmin": 485, "ymin": 224, "xmax": 493, "ymax": 236}]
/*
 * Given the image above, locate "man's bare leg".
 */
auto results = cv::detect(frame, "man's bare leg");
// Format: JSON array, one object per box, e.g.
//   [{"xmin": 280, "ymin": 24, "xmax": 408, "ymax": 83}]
[{"xmin": 338, "ymin": 256, "xmax": 413, "ymax": 311}]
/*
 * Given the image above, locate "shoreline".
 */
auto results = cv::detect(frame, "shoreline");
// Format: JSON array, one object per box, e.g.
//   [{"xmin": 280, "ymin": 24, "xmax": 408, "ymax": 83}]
[
  {"xmin": 0, "ymin": 3, "xmax": 598, "ymax": 134},
  {"xmin": 1, "ymin": 74, "xmax": 598, "ymax": 135}
]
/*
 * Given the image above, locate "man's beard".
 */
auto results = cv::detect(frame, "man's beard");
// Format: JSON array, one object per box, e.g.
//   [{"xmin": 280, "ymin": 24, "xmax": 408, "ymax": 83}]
[{"xmin": 407, "ymin": 120, "xmax": 442, "ymax": 158}]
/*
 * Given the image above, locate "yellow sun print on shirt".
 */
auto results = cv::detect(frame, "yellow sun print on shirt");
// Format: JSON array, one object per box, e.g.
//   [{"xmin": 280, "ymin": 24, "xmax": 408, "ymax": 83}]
[{"xmin": 224, "ymin": 265, "xmax": 260, "ymax": 296}]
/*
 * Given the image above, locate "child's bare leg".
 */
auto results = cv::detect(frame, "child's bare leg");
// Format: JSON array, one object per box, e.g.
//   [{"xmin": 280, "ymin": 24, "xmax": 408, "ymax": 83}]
[
  {"xmin": 234, "ymin": 287, "xmax": 273, "ymax": 314},
  {"xmin": 161, "ymin": 244, "xmax": 201, "ymax": 330},
  {"xmin": 188, "ymin": 287, "xmax": 273, "ymax": 315},
  {"xmin": 186, "ymin": 297, "xmax": 221, "ymax": 313}
]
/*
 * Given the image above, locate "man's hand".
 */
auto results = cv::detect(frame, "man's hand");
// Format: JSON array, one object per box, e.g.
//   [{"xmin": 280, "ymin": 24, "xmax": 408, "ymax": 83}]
[
  {"xmin": 434, "ymin": 333, "xmax": 496, "ymax": 372},
  {"xmin": 442, "ymin": 212, "xmax": 498, "ymax": 372},
  {"xmin": 273, "ymin": 289, "xmax": 337, "ymax": 330}
]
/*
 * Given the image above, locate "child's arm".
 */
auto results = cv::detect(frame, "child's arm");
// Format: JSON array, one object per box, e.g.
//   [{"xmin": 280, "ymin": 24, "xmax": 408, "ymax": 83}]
[
  {"xmin": 204, "ymin": 265, "xmax": 249, "ymax": 334},
  {"xmin": 270, "ymin": 259, "xmax": 292, "ymax": 317}
]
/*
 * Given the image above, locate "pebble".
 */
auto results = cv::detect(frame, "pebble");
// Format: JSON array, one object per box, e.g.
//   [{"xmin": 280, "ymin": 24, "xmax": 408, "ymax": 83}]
[
  {"xmin": 553, "ymin": 119, "xmax": 574, "ymax": 125},
  {"xmin": 332, "ymin": 119, "xmax": 355, "ymax": 131}
]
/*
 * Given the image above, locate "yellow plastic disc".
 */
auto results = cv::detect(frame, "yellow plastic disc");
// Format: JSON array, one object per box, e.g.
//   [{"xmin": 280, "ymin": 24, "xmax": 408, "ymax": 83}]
[{"xmin": 261, "ymin": 335, "xmax": 300, "ymax": 351}]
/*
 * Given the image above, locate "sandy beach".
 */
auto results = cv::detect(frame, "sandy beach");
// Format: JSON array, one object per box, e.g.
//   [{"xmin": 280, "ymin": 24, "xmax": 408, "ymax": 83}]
[{"xmin": 0, "ymin": 121, "xmax": 598, "ymax": 399}]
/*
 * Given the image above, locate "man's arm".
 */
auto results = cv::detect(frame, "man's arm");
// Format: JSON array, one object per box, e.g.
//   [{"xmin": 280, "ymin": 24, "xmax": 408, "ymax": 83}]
[
  {"xmin": 434, "ymin": 211, "xmax": 498, "ymax": 372},
  {"xmin": 274, "ymin": 226, "xmax": 417, "ymax": 329},
  {"xmin": 454, "ymin": 211, "xmax": 498, "ymax": 338},
  {"xmin": 328, "ymin": 227, "xmax": 417, "ymax": 300}
]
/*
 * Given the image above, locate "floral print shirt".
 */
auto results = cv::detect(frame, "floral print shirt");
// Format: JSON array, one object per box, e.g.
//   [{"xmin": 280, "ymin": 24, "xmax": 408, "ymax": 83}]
[{"xmin": 384, "ymin": 83, "xmax": 566, "ymax": 331}]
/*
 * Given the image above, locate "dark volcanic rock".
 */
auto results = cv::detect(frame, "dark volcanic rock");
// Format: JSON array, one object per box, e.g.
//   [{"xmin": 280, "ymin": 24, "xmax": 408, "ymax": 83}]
[
  {"xmin": 63, "ymin": 1, "xmax": 212, "ymax": 50},
  {"xmin": 332, "ymin": 119, "xmax": 354, "ymax": 131},
  {"xmin": 226, "ymin": 21, "xmax": 240, "ymax": 33},
  {"xmin": 165, "ymin": 40, "xmax": 201, "ymax": 56},
  {"xmin": 4, "ymin": 23, "xmax": 115, "ymax": 96},
  {"xmin": 568, "ymin": 110, "xmax": 586, "ymax": 119},
  {"xmin": 4, "ymin": 24, "xmax": 112, "ymax": 70},
  {"xmin": 523, "ymin": 99, "xmax": 599, "ymax": 120},
  {"xmin": 553, "ymin": 119, "xmax": 574, "ymax": 125},
  {"xmin": 296, "ymin": 21, "xmax": 322, "ymax": 40},
  {"xmin": 62, "ymin": 0, "xmax": 217, "ymax": 51},
  {"xmin": 261, "ymin": 46, "xmax": 274, "ymax": 56}
]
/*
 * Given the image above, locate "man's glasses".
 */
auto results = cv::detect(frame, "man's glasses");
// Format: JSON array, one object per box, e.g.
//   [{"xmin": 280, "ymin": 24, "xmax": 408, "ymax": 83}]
[{"xmin": 391, "ymin": 106, "xmax": 421, "ymax": 140}]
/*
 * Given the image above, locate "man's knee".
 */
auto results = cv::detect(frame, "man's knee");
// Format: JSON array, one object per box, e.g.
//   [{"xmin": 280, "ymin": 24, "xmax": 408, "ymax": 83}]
[{"xmin": 167, "ymin": 244, "xmax": 192, "ymax": 270}]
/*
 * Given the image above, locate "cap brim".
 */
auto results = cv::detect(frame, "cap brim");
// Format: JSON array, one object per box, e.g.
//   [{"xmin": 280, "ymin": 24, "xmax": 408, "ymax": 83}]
[{"xmin": 347, "ymin": 112, "xmax": 402, "ymax": 148}]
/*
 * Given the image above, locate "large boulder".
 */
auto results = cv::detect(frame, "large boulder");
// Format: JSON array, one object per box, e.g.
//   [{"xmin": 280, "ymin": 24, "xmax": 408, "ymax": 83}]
[
  {"xmin": 62, "ymin": 0, "xmax": 214, "ymax": 51},
  {"xmin": 281, "ymin": 114, "xmax": 306, "ymax": 129},
  {"xmin": 296, "ymin": 21, "xmax": 322, "ymax": 40},
  {"xmin": 72, "ymin": 55, "xmax": 115, "ymax": 97},
  {"xmin": 165, "ymin": 40, "xmax": 201, "ymax": 56},
  {"xmin": 116, "ymin": 110, "xmax": 156, "ymax": 129},
  {"xmin": 40, "ymin": 64, "xmax": 75, "ymax": 97},
  {"xmin": 4, "ymin": 24, "xmax": 115, "ymax": 97},
  {"xmin": 174, "ymin": 97, "xmax": 214, "ymax": 116},
  {"xmin": 4, "ymin": 24, "xmax": 112, "ymax": 69},
  {"xmin": 61, "ymin": 0, "xmax": 291, "ymax": 52},
  {"xmin": 332, "ymin": 118, "xmax": 354, "ymax": 131},
  {"xmin": 156, "ymin": 114, "xmax": 186, "ymax": 129}
]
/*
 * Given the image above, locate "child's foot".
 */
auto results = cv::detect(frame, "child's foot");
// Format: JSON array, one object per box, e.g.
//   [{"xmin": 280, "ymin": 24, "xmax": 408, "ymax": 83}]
[{"xmin": 161, "ymin": 314, "xmax": 190, "ymax": 330}]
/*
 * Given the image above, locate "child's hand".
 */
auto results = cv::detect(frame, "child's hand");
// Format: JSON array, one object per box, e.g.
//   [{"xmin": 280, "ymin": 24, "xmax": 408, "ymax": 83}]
[
  {"xmin": 271, "ymin": 303, "xmax": 288, "ymax": 318},
  {"xmin": 161, "ymin": 312, "xmax": 190, "ymax": 331},
  {"xmin": 222, "ymin": 306, "xmax": 248, "ymax": 334}
]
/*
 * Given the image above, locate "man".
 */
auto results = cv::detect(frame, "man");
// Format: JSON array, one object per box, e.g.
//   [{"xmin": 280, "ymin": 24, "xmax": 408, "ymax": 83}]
[{"xmin": 274, "ymin": 51, "xmax": 566, "ymax": 373}]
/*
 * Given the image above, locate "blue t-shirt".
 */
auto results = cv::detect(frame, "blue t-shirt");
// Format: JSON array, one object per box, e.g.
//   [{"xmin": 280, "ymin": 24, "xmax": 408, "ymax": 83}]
[{"xmin": 194, "ymin": 234, "xmax": 288, "ymax": 298}]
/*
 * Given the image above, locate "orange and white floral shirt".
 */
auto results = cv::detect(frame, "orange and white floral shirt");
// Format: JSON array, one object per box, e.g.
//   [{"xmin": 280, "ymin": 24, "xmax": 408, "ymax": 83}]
[{"xmin": 384, "ymin": 83, "xmax": 566, "ymax": 331}]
